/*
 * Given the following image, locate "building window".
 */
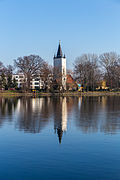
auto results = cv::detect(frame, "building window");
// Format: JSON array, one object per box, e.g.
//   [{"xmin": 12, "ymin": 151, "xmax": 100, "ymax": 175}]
[
  {"xmin": 35, "ymin": 82, "xmax": 39, "ymax": 85},
  {"xmin": 35, "ymin": 78, "xmax": 40, "ymax": 81}
]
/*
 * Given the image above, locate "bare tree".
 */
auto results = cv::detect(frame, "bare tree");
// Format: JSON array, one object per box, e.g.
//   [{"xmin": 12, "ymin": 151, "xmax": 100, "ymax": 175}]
[
  {"xmin": 40, "ymin": 62, "xmax": 53, "ymax": 92},
  {"xmin": 14, "ymin": 55, "xmax": 45, "ymax": 91},
  {"xmin": 99, "ymin": 52, "xmax": 120, "ymax": 89},
  {"xmin": 74, "ymin": 54, "xmax": 101, "ymax": 91}
]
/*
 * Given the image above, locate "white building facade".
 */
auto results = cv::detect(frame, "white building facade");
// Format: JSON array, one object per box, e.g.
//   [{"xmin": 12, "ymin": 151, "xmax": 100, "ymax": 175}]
[{"xmin": 12, "ymin": 73, "xmax": 44, "ymax": 90}]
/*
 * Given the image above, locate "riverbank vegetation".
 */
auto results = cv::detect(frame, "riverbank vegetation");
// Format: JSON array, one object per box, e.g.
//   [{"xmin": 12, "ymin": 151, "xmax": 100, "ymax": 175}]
[
  {"xmin": 74, "ymin": 52, "xmax": 120, "ymax": 91},
  {"xmin": 0, "ymin": 52, "xmax": 120, "ymax": 93},
  {"xmin": 0, "ymin": 91, "xmax": 120, "ymax": 97}
]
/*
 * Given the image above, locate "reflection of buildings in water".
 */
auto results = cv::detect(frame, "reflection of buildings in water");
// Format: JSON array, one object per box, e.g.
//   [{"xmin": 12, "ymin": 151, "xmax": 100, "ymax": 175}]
[
  {"xmin": 32, "ymin": 98, "xmax": 51, "ymax": 112},
  {"xmin": 101, "ymin": 96, "xmax": 107, "ymax": 108},
  {"xmin": 54, "ymin": 97, "xmax": 67, "ymax": 143},
  {"xmin": 15, "ymin": 97, "xmax": 52, "ymax": 133},
  {"xmin": 78, "ymin": 97, "xmax": 82, "ymax": 110},
  {"xmin": 1, "ymin": 96, "xmax": 120, "ymax": 137},
  {"xmin": 16, "ymin": 98, "xmax": 45, "ymax": 113}
]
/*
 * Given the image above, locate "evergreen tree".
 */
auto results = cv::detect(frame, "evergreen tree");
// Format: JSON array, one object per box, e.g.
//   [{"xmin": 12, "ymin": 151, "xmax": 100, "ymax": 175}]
[
  {"xmin": 7, "ymin": 75, "xmax": 13, "ymax": 89},
  {"xmin": 1, "ymin": 72, "xmax": 6, "ymax": 90},
  {"xmin": 12, "ymin": 78, "xmax": 17, "ymax": 89}
]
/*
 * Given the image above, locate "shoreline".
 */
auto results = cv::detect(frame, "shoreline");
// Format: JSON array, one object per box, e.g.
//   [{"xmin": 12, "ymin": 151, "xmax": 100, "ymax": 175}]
[{"xmin": 0, "ymin": 91, "xmax": 120, "ymax": 97}]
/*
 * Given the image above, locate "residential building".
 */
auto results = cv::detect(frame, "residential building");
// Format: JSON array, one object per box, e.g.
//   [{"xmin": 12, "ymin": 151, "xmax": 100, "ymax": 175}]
[{"xmin": 12, "ymin": 73, "xmax": 44, "ymax": 90}]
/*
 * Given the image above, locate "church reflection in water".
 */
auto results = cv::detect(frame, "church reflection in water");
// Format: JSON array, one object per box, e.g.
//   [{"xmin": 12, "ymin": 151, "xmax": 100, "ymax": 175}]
[
  {"xmin": 0, "ymin": 96, "xmax": 120, "ymax": 143},
  {"xmin": 53, "ymin": 97, "xmax": 67, "ymax": 143}
]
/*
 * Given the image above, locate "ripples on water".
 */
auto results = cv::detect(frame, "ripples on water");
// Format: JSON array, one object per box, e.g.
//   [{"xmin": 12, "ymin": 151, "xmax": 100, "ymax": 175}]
[{"xmin": 0, "ymin": 96, "xmax": 120, "ymax": 180}]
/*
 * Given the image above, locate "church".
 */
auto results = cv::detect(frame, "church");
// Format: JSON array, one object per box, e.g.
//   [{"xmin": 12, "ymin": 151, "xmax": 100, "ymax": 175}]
[{"xmin": 53, "ymin": 42, "xmax": 67, "ymax": 90}]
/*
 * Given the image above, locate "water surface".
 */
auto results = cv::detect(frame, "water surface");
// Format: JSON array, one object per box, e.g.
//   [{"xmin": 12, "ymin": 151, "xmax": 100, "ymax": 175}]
[{"xmin": 0, "ymin": 96, "xmax": 120, "ymax": 180}]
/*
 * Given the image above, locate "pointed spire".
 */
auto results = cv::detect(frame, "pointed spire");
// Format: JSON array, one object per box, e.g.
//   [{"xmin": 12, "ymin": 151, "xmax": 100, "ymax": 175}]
[
  {"xmin": 57, "ymin": 128, "xmax": 63, "ymax": 144},
  {"xmin": 57, "ymin": 41, "xmax": 63, "ymax": 58}
]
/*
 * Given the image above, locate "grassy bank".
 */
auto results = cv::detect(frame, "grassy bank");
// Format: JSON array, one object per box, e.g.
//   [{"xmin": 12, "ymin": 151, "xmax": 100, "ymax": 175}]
[{"xmin": 0, "ymin": 91, "xmax": 120, "ymax": 97}]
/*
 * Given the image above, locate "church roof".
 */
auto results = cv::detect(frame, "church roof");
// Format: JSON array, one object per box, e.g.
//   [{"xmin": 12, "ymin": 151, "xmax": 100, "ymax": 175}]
[
  {"xmin": 57, "ymin": 128, "xmax": 63, "ymax": 144},
  {"xmin": 57, "ymin": 42, "xmax": 63, "ymax": 58}
]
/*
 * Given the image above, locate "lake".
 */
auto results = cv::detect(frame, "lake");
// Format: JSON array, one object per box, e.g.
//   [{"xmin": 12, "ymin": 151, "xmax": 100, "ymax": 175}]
[{"xmin": 0, "ymin": 96, "xmax": 120, "ymax": 180}]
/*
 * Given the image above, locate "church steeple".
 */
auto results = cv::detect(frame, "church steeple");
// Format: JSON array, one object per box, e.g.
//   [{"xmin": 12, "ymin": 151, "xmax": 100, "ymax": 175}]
[
  {"xmin": 57, "ymin": 41, "xmax": 63, "ymax": 58},
  {"xmin": 53, "ymin": 42, "xmax": 67, "ymax": 90},
  {"xmin": 57, "ymin": 128, "xmax": 63, "ymax": 144}
]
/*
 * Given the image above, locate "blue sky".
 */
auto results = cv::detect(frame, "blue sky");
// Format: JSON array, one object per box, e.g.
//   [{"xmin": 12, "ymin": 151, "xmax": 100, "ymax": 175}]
[{"xmin": 0, "ymin": 0, "xmax": 120, "ymax": 68}]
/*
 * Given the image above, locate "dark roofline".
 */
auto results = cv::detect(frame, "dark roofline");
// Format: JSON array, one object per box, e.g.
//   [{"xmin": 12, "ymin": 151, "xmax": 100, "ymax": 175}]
[
  {"xmin": 57, "ymin": 42, "xmax": 63, "ymax": 58},
  {"xmin": 54, "ymin": 42, "xmax": 66, "ymax": 59}
]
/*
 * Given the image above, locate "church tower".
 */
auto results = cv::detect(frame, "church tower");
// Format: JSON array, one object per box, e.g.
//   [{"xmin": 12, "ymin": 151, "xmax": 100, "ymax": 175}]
[
  {"xmin": 54, "ymin": 97, "xmax": 67, "ymax": 144},
  {"xmin": 53, "ymin": 42, "xmax": 66, "ymax": 90}
]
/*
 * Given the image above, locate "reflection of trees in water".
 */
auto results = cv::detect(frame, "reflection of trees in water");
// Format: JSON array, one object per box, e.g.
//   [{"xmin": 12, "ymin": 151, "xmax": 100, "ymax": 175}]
[
  {"xmin": 75, "ymin": 97, "xmax": 101, "ymax": 133},
  {"xmin": 75, "ymin": 96, "xmax": 120, "ymax": 134},
  {"xmin": 0, "ymin": 97, "xmax": 18, "ymax": 126},
  {"xmin": 16, "ymin": 97, "xmax": 69, "ymax": 139},
  {"xmin": 15, "ymin": 97, "xmax": 53, "ymax": 133},
  {"xmin": 101, "ymin": 96, "xmax": 120, "ymax": 134},
  {"xmin": 0, "ymin": 96, "xmax": 120, "ymax": 136}
]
